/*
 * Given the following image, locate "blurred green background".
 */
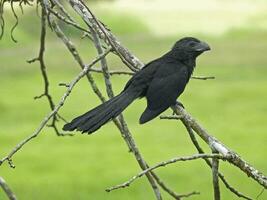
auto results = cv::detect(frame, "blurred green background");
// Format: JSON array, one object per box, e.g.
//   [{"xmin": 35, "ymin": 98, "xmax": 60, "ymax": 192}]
[{"xmin": 0, "ymin": 0, "xmax": 267, "ymax": 199}]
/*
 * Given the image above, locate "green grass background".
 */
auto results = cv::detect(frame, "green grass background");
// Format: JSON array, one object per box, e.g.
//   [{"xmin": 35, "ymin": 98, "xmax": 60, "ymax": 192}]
[{"xmin": 0, "ymin": 1, "xmax": 267, "ymax": 199}]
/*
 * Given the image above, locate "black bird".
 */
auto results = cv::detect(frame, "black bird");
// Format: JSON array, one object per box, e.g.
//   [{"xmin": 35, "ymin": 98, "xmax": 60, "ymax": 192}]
[{"xmin": 63, "ymin": 37, "xmax": 210, "ymax": 134}]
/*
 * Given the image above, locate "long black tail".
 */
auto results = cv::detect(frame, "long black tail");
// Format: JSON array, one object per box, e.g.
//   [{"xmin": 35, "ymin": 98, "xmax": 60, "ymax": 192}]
[{"xmin": 63, "ymin": 91, "xmax": 136, "ymax": 134}]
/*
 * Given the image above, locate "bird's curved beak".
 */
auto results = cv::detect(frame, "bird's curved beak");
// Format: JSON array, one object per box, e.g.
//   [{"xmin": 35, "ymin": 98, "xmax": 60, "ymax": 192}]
[{"xmin": 195, "ymin": 41, "xmax": 211, "ymax": 52}]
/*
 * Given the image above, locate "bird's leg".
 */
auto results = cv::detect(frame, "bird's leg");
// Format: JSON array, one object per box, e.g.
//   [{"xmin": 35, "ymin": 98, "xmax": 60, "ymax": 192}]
[
  {"xmin": 175, "ymin": 100, "xmax": 185, "ymax": 108},
  {"xmin": 172, "ymin": 101, "xmax": 185, "ymax": 115}
]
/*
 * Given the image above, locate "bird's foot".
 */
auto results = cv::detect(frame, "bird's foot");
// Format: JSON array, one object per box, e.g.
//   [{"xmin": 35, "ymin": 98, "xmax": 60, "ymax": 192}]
[
  {"xmin": 172, "ymin": 101, "xmax": 185, "ymax": 115},
  {"xmin": 175, "ymin": 101, "xmax": 185, "ymax": 108}
]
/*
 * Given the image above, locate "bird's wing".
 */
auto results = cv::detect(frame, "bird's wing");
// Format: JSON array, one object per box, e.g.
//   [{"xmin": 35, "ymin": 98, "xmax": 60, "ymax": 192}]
[
  {"xmin": 123, "ymin": 58, "xmax": 160, "ymax": 91},
  {"xmin": 139, "ymin": 62, "xmax": 189, "ymax": 123}
]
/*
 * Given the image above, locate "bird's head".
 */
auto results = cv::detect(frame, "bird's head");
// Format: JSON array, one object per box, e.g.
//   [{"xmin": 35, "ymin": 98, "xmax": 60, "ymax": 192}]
[{"xmin": 172, "ymin": 37, "xmax": 211, "ymax": 59}]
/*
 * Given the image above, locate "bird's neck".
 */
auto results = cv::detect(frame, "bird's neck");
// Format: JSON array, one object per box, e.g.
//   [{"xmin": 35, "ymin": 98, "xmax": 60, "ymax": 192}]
[
  {"xmin": 182, "ymin": 59, "xmax": 196, "ymax": 78},
  {"xmin": 182, "ymin": 59, "xmax": 196, "ymax": 69},
  {"xmin": 165, "ymin": 50, "xmax": 196, "ymax": 76}
]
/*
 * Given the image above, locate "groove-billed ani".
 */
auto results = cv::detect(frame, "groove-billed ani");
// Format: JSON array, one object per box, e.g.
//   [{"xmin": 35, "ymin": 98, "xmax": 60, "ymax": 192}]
[{"xmin": 63, "ymin": 37, "xmax": 210, "ymax": 134}]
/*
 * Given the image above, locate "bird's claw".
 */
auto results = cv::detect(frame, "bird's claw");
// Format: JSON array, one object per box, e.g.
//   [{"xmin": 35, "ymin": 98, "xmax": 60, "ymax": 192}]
[
  {"xmin": 172, "ymin": 101, "xmax": 185, "ymax": 115},
  {"xmin": 175, "ymin": 101, "xmax": 185, "ymax": 108}
]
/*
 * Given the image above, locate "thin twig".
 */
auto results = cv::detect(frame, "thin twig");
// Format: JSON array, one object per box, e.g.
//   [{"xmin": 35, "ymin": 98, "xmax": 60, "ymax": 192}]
[
  {"xmin": 212, "ymin": 150, "xmax": 221, "ymax": 200},
  {"xmin": 116, "ymin": 115, "xmax": 162, "ymax": 200},
  {"xmin": 191, "ymin": 76, "xmax": 215, "ymax": 80},
  {"xmin": 183, "ymin": 122, "xmax": 253, "ymax": 200},
  {"xmin": 49, "ymin": 15, "xmax": 129, "ymax": 149},
  {"xmin": 69, "ymin": 0, "xmax": 142, "ymax": 72},
  {"xmin": 89, "ymin": 25, "xmax": 131, "ymax": 150},
  {"xmin": 0, "ymin": 48, "xmax": 111, "ymax": 167},
  {"xmin": 51, "ymin": 0, "xmax": 75, "ymax": 22},
  {"xmin": 160, "ymin": 115, "xmax": 184, "ymax": 120},
  {"xmin": 89, "ymin": 68, "xmax": 134, "ymax": 75},
  {"xmin": 106, "ymin": 154, "xmax": 224, "ymax": 192},
  {"xmin": 90, "ymin": 28, "xmax": 114, "ymax": 98},
  {"xmin": 49, "ymin": 16, "xmax": 107, "ymax": 102},
  {"xmin": 0, "ymin": 177, "xmax": 17, "ymax": 200},
  {"xmin": 172, "ymin": 105, "xmax": 267, "ymax": 189},
  {"xmin": 10, "ymin": 0, "xmax": 18, "ymax": 42},
  {"xmin": 28, "ymin": 4, "xmax": 67, "ymax": 136},
  {"xmin": 47, "ymin": 6, "xmax": 90, "ymax": 34},
  {"xmin": 150, "ymin": 171, "xmax": 200, "ymax": 200},
  {"xmin": 89, "ymin": 67, "xmax": 214, "ymax": 80},
  {"xmin": 256, "ymin": 188, "xmax": 265, "ymax": 199}
]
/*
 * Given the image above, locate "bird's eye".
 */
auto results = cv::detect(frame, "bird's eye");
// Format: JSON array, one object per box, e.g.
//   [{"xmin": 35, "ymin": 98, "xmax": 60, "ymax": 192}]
[{"xmin": 189, "ymin": 42, "xmax": 196, "ymax": 47}]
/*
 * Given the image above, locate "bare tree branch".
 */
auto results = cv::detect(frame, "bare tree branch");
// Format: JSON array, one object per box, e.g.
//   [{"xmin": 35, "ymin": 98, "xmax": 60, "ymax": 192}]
[
  {"xmin": 172, "ymin": 105, "xmax": 267, "ymax": 189},
  {"xmin": 68, "ymin": 0, "xmax": 142, "ymax": 72},
  {"xmin": 256, "ymin": 188, "xmax": 265, "ymax": 199},
  {"xmin": 89, "ymin": 67, "xmax": 215, "ymax": 80},
  {"xmin": 0, "ymin": 47, "xmax": 111, "ymax": 167},
  {"xmin": 89, "ymin": 68, "xmax": 134, "ymax": 75},
  {"xmin": 149, "ymin": 171, "xmax": 200, "ymax": 200},
  {"xmin": 191, "ymin": 76, "xmax": 215, "ymax": 80},
  {"xmin": 212, "ymin": 150, "xmax": 221, "ymax": 200},
  {"xmin": 1, "ymin": 1, "xmax": 266, "ymax": 199},
  {"xmin": 52, "ymin": 0, "xmax": 75, "ymax": 22},
  {"xmin": 47, "ymin": 6, "xmax": 90, "ymax": 34},
  {"xmin": 0, "ymin": 177, "xmax": 17, "ymax": 200},
  {"xmin": 160, "ymin": 115, "xmax": 184, "ymax": 120},
  {"xmin": 183, "ymin": 122, "xmax": 252, "ymax": 200},
  {"xmin": 27, "ymin": 3, "xmax": 69, "ymax": 136},
  {"xmin": 106, "ymin": 153, "xmax": 224, "ymax": 192},
  {"xmin": 90, "ymin": 28, "xmax": 114, "ymax": 98},
  {"xmin": 115, "ymin": 116, "xmax": 162, "ymax": 200}
]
